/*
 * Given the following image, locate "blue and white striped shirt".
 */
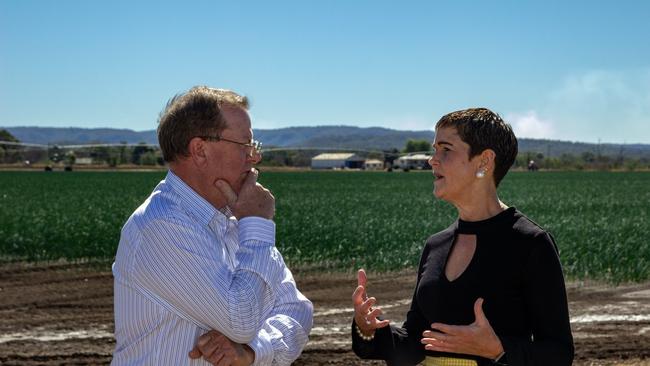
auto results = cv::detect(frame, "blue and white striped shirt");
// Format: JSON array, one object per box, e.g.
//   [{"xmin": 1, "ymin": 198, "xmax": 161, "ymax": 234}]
[{"xmin": 112, "ymin": 171, "xmax": 313, "ymax": 365}]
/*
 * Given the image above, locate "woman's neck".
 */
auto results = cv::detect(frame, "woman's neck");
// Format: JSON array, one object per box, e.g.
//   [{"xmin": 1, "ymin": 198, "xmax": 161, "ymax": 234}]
[{"xmin": 453, "ymin": 191, "xmax": 508, "ymax": 222}]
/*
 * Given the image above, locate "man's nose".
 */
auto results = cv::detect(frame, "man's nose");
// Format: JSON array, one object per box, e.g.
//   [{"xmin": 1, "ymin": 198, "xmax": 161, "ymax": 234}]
[{"xmin": 248, "ymin": 151, "xmax": 262, "ymax": 164}]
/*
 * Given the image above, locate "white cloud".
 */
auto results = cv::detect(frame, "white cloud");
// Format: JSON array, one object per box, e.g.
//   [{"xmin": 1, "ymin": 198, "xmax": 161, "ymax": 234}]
[
  {"xmin": 542, "ymin": 69, "xmax": 650, "ymax": 143},
  {"xmin": 506, "ymin": 111, "xmax": 555, "ymax": 139}
]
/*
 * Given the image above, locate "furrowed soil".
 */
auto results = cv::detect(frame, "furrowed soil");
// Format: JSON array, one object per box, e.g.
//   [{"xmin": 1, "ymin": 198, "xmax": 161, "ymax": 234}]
[{"xmin": 1, "ymin": 262, "xmax": 649, "ymax": 365}]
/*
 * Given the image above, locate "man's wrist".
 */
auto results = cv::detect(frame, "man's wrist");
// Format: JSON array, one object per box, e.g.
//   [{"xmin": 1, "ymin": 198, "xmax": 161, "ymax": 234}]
[
  {"xmin": 246, "ymin": 330, "xmax": 274, "ymax": 366},
  {"xmin": 238, "ymin": 217, "xmax": 276, "ymax": 245},
  {"xmin": 243, "ymin": 344, "xmax": 255, "ymax": 365}
]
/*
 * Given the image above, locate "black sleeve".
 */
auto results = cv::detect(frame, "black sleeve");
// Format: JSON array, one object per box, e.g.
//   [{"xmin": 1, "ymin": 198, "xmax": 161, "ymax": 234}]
[
  {"xmin": 351, "ymin": 246, "xmax": 431, "ymax": 366},
  {"xmin": 499, "ymin": 232, "xmax": 574, "ymax": 365}
]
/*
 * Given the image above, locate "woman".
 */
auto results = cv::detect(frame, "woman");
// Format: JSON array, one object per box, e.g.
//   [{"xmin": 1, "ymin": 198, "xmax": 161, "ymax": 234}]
[{"xmin": 351, "ymin": 108, "xmax": 574, "ymax": 366}]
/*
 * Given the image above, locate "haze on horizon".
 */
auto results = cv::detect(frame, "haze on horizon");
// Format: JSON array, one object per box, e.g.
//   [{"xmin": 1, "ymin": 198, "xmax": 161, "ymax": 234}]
[{"xmin": 1, "ymin": 1, "xmax": 649, "ymax": 144}]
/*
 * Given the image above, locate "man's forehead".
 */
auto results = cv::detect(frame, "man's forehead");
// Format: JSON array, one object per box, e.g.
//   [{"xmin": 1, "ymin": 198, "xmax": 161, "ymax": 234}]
[
  {"xmin": 221, "ymin": 123, "xmax": 253, "ymax": 141},
  {"xmin": 221, "ymin": 104, "xmax": 250, "ymax": 120},
  {"xmin": 221, "ymin": 106, "xmax": 252, "ymax": 130}
]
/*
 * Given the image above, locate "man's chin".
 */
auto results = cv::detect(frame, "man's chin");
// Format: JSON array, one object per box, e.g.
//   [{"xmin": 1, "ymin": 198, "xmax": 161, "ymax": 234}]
[
  {"xmin": 218, "ymin": 173, "xmax": 249, "ymax": 199},
  {"xmin": 231, "ymin": 177, "xmax": 246, "ymax": 195},
  {"xmin": 231, "ymin": 186, "xmax": 243, "ymax": 196}
]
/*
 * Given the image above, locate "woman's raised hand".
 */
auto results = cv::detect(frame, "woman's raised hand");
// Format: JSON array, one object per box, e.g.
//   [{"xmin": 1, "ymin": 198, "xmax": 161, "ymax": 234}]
[{"xmin": 352, "ymin": 269, "xmax": 390, "ymax": 336}]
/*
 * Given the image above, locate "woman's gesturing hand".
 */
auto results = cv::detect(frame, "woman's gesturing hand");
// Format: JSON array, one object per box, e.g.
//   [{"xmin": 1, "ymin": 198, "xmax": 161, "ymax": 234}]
[
  {"xmin": 421, "ymin": 298, "xmax": 504, "ymax": 359},
  {"xmin": 352, "ymin": 269, "xmax": 390, "ymax": 337}
]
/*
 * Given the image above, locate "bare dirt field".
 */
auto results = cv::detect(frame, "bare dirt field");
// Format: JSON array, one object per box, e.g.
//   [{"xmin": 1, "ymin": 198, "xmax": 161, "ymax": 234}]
[{"xmin": 1, "ymin": 262, "xmax": 649, "ymax": 365}]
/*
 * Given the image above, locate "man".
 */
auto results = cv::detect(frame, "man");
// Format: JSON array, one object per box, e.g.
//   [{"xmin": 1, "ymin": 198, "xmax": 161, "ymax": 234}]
[{"xmin": 112, "ymin": 86, "xmax": 313, "ymax": 365}]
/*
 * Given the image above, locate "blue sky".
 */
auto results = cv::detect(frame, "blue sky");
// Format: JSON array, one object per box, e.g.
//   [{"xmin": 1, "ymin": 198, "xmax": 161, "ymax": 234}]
[{"xmin": 1, "ymin": 0, "xmax": 649, "ymax": 143}]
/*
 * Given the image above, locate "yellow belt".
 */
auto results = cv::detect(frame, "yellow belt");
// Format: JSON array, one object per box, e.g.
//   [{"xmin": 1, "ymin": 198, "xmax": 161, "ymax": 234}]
[{"xmin": 424, "ymin": 356, "xmax": 478, "ymax": 366}]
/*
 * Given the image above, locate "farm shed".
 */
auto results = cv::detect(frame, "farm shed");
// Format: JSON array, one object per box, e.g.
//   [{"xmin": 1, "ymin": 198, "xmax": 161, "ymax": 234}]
[
  {"xmin": 75, "ymin": 157, "xmax": 93, "ymax": 165},
  {"xmin": 393, "ymin": 153, "xmax": 432, "ymax": 170},
  {"xmin": 311, "ymin": 153, "xmax": 365, "ymax": 169},
  {"xmin": 364, "ymin": 159, "xmax": 384, "ymax": 170}
]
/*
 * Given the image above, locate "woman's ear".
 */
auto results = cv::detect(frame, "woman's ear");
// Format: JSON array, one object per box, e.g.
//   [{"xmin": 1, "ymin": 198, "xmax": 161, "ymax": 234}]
[{"xmin": 479, "ymin": 149, "xmax": 497, "ymax": 171}]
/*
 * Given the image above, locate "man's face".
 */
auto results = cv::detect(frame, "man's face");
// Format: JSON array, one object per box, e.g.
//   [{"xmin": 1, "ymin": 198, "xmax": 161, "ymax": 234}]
[{"xmin": 204, "ymin": 105, "xmax": 259, "ymax": 194}]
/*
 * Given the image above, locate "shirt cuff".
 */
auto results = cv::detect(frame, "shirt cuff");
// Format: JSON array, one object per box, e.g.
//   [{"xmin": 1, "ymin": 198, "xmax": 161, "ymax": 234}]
[
  {"xmin": 238, "ymin": 217, "xmax": 275, "ymax": 245},
  {"xmin": 248, "ymin": 328, "xmax": 274, "ymax": 366}
]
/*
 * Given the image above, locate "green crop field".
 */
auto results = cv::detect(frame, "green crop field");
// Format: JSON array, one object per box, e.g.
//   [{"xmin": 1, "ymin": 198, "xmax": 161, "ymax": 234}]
[{"xmin": 0, "ymin": 170, "xmax": 648, "ymax": 283}]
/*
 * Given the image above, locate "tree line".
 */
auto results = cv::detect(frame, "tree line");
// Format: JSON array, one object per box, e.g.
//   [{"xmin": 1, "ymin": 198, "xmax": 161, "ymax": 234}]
[
  {"xmin": 1, "ymin": 131, "xmax": 649, "ymax": 171},
  {"xmin": 1, "ymin": 129, "xmax": 162, "ymax": 167}
]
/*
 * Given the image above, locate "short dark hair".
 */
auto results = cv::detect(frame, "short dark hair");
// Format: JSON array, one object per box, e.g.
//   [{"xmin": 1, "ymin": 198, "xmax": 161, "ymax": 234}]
[
  {"xmin": 435, "ymin": 108, "xmax": 518, "ymax": 186},
  {"xmin": 157, "ymin": 86, "xmax": 249, "ymax": 162}
]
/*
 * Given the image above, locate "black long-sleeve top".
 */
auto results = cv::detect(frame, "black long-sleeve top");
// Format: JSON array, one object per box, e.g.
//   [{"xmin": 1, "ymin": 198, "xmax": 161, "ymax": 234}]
[{"xmin": 352, "ymin": 207, "xmax": 574, "ymax": 366}]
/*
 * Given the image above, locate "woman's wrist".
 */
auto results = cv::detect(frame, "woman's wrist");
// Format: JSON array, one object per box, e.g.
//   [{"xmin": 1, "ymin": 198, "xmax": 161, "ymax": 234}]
[
  {"xmin": 492, "ymin": 351, "xmax": 507, "ymax": 365},
  {"xmin": 353, "ymin": 319, "xmax": 376, "ymax": 340},
  {"xmin": 354, "ymin": 323, "xmax": 375, "ymax": 341},
  {"xmin": 485, "ymin": 339, "xmax": 504, "ymax": 360}
]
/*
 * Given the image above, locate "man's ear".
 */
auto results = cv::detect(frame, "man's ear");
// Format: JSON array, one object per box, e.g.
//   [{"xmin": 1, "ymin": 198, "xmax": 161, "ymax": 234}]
[{"xmin": 187, "ymin": 137, "xmax": 208, "ymax": 167}]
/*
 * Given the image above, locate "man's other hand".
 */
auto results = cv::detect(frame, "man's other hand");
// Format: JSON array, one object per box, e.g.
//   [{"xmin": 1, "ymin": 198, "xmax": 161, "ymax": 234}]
[
  {"xmin": 189, "ymin": 330, "xmax": 255, "ymax": 366},
  {"xmin": 215, "ymin": 169, "xmax": 275, "ymax": 220}
]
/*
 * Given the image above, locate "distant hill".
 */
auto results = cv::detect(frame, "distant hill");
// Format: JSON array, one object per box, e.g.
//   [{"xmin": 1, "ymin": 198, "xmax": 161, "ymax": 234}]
[
  {"xmin": 2, "ymin": 127, "xmax": 157, "ymax": 145},
  {"xmin": 257, "ymin": 126, "xmax": 435, "ymax": 151},
  {"xmin": 3, "ymin": 126, "xmax": 650, "ymax": 158},
  {"xmin": 517, "ymin": 139, "xmax": 650, "ymax": 159},
  {"xmin": 2, "ymin": 125, "xmax": 434, "ymax": 149}
]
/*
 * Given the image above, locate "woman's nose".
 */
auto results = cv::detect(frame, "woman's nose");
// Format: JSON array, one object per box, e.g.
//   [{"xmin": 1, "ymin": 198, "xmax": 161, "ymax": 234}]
[{"xmin": 428, "ymin": 155, "xmax": 437, "ymax": 167}]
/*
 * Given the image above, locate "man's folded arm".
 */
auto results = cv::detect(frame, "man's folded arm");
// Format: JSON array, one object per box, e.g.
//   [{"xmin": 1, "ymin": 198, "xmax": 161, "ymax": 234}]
[
  {"xmin": 131, "ymin": 216, "xmax": 285, "ymax": 344},
  {"xmin": 247, "ymin": 266, "xmax": 314, "ymax": 366}
]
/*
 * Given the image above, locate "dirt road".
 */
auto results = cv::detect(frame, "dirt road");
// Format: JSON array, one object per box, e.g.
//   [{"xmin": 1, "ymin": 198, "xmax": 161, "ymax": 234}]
[{"xmin": 1, "ymin": 262, "xmax": 649, "ymax": 365}]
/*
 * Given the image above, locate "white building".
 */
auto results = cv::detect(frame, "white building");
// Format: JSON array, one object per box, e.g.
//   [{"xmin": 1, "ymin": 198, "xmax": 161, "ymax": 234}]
[
  {"xmin": 364, "ymin": 159, "xmax": 384, "ymax": 170},
  {"xmin": 393, "ymin": 153, "xmax": 432, "ymax": 170},
  {"xmin": 75, "ymin": 157, "xmax": 93, "ymax": 165},
  {"xmin": 311, "ymin": 153, "xmax": 365, "ymax": 169}
]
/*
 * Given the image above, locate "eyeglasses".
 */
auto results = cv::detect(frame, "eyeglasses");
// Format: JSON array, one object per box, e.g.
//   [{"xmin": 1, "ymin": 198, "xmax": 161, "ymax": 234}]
[{"xmin": 198, "ymin": 135, "xmax": 262, "ymax": 157}]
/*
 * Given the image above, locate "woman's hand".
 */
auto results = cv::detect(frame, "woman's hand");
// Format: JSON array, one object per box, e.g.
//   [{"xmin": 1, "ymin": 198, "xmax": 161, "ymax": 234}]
[
  {"xmin": 352, "ymin": 269, "xmax": 390, "ymax": 337},
  {"xmin": 421, "ymin": 298, "xmax": 504, "ymax": 359}
]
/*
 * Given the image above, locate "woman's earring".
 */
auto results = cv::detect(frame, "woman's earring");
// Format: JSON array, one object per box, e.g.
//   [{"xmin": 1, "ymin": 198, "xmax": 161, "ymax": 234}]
[{"xmin": 476, "ymin": 169, "xmax": 486, "ymax": 178}]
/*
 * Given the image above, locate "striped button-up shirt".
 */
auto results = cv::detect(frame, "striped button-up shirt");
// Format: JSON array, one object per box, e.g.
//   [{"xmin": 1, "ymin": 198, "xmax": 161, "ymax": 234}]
[{"xmin": 112, "ymin": 171, "xmax": 313, "ymax": 365}]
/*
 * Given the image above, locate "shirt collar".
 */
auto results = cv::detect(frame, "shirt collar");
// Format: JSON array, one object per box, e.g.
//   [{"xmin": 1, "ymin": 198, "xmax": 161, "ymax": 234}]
[
  {"xmin": 217, "ymin": 205, "xmax": 238, "ymax": 233},
  {"xmin": 165, "ymin": 170, "xmax": 223, "ymax": 228}
]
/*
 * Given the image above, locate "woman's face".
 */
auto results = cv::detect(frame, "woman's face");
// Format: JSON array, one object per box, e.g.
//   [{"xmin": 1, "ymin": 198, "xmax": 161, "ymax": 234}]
[{"xmin": 428, "ymin": 127, "xmax": 481, "ymax": 203}]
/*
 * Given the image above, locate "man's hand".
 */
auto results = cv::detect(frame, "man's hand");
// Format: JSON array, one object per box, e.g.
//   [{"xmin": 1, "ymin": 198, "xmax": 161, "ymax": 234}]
[
  {"xmin": 421, "ymin": 298, "xmax": 504, "ymax": 359},
  {"xmin": 189, "ymin": 330, "xmax": 255, "ymax": 366},
  {"xmin": 352, "ymin": 269, "xmax": 390, "ymax": 337},
  {"xmin": 216, "ymin": 169, "xmax": 275, "ymax": 220}
]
